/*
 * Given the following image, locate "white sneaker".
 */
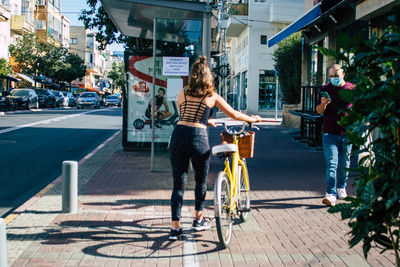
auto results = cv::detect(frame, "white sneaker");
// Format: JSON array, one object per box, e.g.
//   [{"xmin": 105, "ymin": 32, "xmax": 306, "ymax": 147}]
[
  {"xmin": 337, "ymin": 188, "xmax": 347, "ymax": 199},
  {"xmin": 322, "ymin": 193, "xmax": 336, "ymax": 206}
]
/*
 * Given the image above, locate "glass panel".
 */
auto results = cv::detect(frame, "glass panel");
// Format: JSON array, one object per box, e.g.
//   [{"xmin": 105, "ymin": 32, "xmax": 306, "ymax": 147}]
[
  {"xmin": 151, "ymin": 18, "xmax": 203, "ymax": 171},
  {"xmin": 258, "ymin": 70, "xmax": 276, "ymax": 110}
]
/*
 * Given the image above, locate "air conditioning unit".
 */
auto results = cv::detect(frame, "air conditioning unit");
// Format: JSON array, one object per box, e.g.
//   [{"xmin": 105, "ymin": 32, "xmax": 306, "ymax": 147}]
[{"xmin": 36, "ymin": 0, "xmax": 46, "ymax": 6}]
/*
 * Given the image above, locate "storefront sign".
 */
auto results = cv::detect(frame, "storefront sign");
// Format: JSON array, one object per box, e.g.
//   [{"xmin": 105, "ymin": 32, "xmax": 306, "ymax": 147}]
[{"xmin": 163, "ymin": 57, "xmax": 189, "ymax": 76}]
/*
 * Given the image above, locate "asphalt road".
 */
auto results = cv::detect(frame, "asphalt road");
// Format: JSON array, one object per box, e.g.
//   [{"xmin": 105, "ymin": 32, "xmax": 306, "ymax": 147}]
[{"xmin": 0, "ymin": 107, "xmax": 122, "ymax": 217}]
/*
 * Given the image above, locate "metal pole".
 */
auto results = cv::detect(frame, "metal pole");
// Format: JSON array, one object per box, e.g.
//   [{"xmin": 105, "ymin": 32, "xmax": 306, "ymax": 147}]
[
  {"xmin": 151, "ymin": 18, "xmax": 157, "ymax": 172},
  {"xmin": 0, "ymin": 218, "xmax": 7, "ymax": 267},
  {"xmin": 62, "ymin": 161, "xmax": 78, "ymax": 213},
  {"xmin": 203, "ymin": 13, "xmax": 211, "ymax": 64}
]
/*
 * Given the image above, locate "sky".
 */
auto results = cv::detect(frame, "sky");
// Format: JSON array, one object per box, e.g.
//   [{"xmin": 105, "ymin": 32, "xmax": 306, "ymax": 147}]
[{"xmin": 61, "ymin": 0, "xmax": 124, "ymax": 52}]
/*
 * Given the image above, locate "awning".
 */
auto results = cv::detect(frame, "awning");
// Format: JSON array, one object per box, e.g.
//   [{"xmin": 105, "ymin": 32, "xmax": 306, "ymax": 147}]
[
  {"xmin": 15, "ymin": 73, "xmax": 35, "ymax": 85},
  {"xmin": 268, "ymin": 3, "xmax": 322, "ymax": 47},
  {"xmin": 101, "ymin": 0, "xmax": 211, "ymax": 40},
  {"xmin": 6, "ymin": 75, "xmax": 21, "ymax": 83}
]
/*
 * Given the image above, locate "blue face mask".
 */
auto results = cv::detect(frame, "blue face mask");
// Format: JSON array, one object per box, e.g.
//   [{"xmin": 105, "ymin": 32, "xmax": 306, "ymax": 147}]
[{"xmin": 330, "ymin": 77, "xmax": 343, "ymax": 87}]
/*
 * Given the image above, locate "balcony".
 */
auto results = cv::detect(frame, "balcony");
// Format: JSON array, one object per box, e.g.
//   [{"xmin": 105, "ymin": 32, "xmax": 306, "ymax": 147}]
[
  {"xmin": 226, "ymin": 4, "xmax": 248, "ymax": 38},
  {"xmin": 269, "ymin": 1, "xmax": 304, "ymax": 23},
  {"xmin": 10, "ymin": 15, "xmax": 35, "ymax": 34},
  {"xmin": 230, "ymin": 4, "xmax": 248, "ymax": 16},
  {"xmin": 0, "ymin": 5, "xmax": 10, "ymax": 22}
]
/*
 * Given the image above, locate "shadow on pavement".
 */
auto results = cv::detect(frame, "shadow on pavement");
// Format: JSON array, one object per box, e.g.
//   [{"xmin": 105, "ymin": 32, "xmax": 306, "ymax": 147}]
[
  {"xmin": 82, "ymin": 199, "xmax": 214, "ymax": 209},
  {"xmin": 251, "ymin": 196, "xmax": 325, "ymax": 210},
  {"xmin": 7, "ymin": 217, "xmax": 224, "ymax": 259}
]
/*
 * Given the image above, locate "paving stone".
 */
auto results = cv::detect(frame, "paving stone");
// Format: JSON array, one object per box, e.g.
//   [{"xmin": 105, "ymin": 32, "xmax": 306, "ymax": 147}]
[{"xmin": 6, "ymin": 127, "xmax": 398, "ymax": 267}]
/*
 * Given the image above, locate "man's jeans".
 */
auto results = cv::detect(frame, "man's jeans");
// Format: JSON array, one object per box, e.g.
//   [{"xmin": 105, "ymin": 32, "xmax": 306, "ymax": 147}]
[{"xmin": 322, "ymin": 133, "xmax": 353, "ymax": 196}]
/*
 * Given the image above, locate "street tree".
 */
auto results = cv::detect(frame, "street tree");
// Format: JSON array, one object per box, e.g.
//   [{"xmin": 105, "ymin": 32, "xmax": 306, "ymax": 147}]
[
  {"xmin": 107, "ymin": 62, "xmax": 125, "ymax": 93},
  {"xmin": 0, "ymin": 58, "xmax": 13, "ymax": 91},
  {"xmin": 272, "ymin": 32, "xmax": 302, "ymax": 104},
  {"xmin": 53, "ymin": 53, "xmax": 87, "ymax": 84},
  {"xmin": 80, "ymin": 0, "xmax": 152, "ymax": 50},
  {"xmin": 9, "ymin": 33, "xmax": 69, "ymax": 87},
  {"xmin": 9, "ymin": 33, "xmax": 43, "ymax": 87}
]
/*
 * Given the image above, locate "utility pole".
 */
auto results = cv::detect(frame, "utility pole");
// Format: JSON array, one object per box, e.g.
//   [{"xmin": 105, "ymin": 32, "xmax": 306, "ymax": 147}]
[{"xmin": 217, "ymin": 0, "xmax": 231, "ymax": 102}]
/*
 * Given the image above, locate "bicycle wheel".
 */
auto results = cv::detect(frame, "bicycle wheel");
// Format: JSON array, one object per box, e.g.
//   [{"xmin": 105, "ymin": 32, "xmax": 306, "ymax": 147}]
[
  {"xmin": 238, "ymin": 162, "xmax": 251, "ymax": 221},
  {"xmin": 214, "ymin": 171, "xmax": 233, "ymax": 248}
]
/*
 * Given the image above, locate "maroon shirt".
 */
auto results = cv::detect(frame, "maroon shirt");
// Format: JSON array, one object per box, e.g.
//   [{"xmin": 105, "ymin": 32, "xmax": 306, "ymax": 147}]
[{"xmin": 317, "ymin": 82, "xmax": 355, "ymax": 135}]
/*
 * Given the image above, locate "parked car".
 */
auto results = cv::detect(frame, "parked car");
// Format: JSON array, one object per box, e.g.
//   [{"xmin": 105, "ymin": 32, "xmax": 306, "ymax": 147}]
[
  {"xmin": 8, "ymin": 88, "xmax": 39, "ymax": 110},
  {"xmin": 35, "ymin": 89, "xmax": 57, "ymax": 108},
  {"xmin": 0, "ymin": 91, "xmax": 13, "ymax": 111},
  {"xmin": 62, "ymin": 92, "xmax": 75, "ymax": 107},
  {"xmin": 104, "ymin": 95, "xmax": 121, "ymax": 107},
  {"xmin": 76, "ymin": 92, "xmax": 100, "ymax": 109},
  {"xmin": 53, "ymin": 91, "xmax": 64, "ymax": 107}
]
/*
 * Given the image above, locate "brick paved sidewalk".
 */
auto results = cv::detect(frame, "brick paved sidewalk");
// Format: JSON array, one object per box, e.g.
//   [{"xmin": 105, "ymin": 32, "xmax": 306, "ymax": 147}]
[{"xmin": 6, "ymin": 125, "xmax": 396, "ymax": 266}]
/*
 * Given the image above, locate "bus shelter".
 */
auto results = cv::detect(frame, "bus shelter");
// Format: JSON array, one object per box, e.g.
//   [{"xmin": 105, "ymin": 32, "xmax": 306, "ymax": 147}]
[{"xmin": 101, "ymin": 0, "xmax": 212, "ymax": 171}]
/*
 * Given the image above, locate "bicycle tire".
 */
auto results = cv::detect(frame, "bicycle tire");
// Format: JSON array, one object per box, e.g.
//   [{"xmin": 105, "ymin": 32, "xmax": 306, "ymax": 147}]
[
  {"xmin": 214, "ymin": 171, "xmax": 233, "ymax": 248},
  {"xmin": 238, "ymin": 162, "xmax": 251, "ymax": 221}
]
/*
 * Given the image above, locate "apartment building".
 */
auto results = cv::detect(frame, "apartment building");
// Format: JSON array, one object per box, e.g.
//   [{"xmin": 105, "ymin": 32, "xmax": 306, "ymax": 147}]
[
  {"xmin": 35, "ymin": 0, "xmax": 62, "ymax": 45},
  {"xmin": 69, "ymin": 26, "xmax": 106, "ymax": 91},
  {"xmin": 223, "ymin": 0, "xmax": 304, "ymax": 114},
  {"xmin": 0, "ymin": 3, "xmax": 11, "ymax": 59},
  {"xmin": 1, "ymin": 0, "xmax": 36, "ymax": 46}
]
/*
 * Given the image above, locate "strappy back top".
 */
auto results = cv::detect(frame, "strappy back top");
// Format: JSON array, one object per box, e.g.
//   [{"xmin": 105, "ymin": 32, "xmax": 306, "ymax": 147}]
[{"xmin": 179, "ymin": 90, "xmax": 212, "ymax": 126}]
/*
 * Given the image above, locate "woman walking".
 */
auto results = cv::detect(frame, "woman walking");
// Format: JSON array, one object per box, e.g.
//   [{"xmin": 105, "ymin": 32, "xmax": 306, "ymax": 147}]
[{"xmin": 169, "ymin": 56, "xmax": 261, "ymax": 240}]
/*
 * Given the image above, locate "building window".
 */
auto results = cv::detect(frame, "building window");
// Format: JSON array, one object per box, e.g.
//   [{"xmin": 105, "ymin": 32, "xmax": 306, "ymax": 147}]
[
  {"xmin": 70, "ymin": 38, "xmax": 77, "ymax": 44},
  {"xmin": 260, "ymin": 35, "xmax": 267, "ymax": 45}
]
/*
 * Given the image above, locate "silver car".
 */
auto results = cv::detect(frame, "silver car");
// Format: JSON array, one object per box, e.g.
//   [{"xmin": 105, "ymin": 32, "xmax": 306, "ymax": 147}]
[
  {"xmin": 76, "ymin": 92, "xmax": 100, "ymax": 109},
  {"xmin": 104, "ymin": 95, "xmax": 121, "ymax": 107}
]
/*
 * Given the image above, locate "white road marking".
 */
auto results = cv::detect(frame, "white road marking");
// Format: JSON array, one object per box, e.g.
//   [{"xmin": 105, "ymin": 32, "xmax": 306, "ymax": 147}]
[
  {"xmin": 0, "ymin": 109, "xmax": 110, "ymax": 135},
  {"xmin": 183, "ymin": 231, "xmax": 200, "ymax": 267}
]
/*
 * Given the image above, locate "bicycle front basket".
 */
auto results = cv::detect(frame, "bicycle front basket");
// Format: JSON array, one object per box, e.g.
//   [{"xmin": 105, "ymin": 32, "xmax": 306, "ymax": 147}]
[{"xmin": 221, "ymin": 130, "xmax": 255, "ymax": 158}]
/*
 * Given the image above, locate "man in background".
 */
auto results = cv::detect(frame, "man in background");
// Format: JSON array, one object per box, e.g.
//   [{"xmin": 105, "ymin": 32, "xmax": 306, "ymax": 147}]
[{"xmin": 316, "ymin": 64, "xmax": 355, "ymax": 207}]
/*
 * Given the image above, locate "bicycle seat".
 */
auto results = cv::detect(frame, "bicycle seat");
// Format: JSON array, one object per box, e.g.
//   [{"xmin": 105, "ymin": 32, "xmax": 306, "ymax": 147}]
[{"xmin": 212, "ymin": 144, "xmax": 238, "ymax": 156}]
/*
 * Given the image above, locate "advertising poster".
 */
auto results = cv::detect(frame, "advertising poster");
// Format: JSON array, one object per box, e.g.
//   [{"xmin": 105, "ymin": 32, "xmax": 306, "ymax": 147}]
[{"xmin": 127, "ymin": 55, "xmax": 188, "ymax": 145}]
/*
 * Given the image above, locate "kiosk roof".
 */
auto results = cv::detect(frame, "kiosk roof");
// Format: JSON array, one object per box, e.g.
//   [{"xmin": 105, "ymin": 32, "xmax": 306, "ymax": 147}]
[{"xmin": 101, "ymin": 0, "xmax": 211, "ymax": 39}]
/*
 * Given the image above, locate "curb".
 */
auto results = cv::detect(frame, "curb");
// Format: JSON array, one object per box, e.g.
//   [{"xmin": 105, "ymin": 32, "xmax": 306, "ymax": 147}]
[
  {"xmin": 0, "ymin": 107, "xmax": 75, "ymax": 116},
  {"xmin": 4, "ymin": 129, "xmax": 122, "ymax": 225}
]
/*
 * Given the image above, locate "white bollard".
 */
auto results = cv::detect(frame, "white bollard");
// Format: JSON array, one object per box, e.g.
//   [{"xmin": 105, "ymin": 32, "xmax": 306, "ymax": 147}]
[
  {"xmin": 0, "ymin": 218, "xmax": 7, "ymax": 267},
  {"xmin": 62, "ymin": 161, "xmax": 78, "ymax": 213}
]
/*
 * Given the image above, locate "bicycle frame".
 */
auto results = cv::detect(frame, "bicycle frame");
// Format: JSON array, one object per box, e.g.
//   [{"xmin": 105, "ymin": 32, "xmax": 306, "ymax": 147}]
[{"xmin": 223, "ymin": 137, "xmax": 249, "ymax": 213}]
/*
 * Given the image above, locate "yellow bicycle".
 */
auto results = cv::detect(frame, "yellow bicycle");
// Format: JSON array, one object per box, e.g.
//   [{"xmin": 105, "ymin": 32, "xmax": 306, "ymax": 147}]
[{"xmin": 212, "ymin": 122, "xmax": 258, "ymax": 248}]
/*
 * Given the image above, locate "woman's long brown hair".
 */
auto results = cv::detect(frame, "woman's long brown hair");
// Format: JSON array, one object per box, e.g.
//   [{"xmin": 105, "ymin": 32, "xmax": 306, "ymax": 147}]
[{"xmin": 185, "ymin": 56, "xmax": 215, "ymax": 97}]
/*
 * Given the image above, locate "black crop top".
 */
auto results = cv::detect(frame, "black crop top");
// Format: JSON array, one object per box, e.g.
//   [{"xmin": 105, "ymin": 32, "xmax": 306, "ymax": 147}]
[{"xmin": 179, "ymin": 91, "xmax": 211, "ymax": 126}]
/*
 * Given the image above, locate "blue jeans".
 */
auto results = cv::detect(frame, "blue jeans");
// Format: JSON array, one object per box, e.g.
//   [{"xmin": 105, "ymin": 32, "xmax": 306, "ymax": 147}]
[{"xmin": 322, "ymin": 133, "xmax": 353, "ymax": 196}]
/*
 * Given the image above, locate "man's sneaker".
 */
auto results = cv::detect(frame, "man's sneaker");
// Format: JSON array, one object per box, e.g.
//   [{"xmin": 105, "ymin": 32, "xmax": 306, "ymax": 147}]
[
  {"xmin": 322, "ymin": 193, "xmax": 336, "ymax": 206},
  {"xmin": 169, "ymin": 228, "xmax": 183, "ymax": 240},
  {"xmin": 337, "ymin": 188, "xmax": 347, "ymax": 199},
  {"xmin": 192, "ymin": 218, "xmax": 211, "ymax": 231}
]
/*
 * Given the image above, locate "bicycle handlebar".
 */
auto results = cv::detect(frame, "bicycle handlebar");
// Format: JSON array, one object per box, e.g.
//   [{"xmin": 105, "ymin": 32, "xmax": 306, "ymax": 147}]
[{"xmin": 215, "ymin": 121, "xmax": 259, "ymax": 136}]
